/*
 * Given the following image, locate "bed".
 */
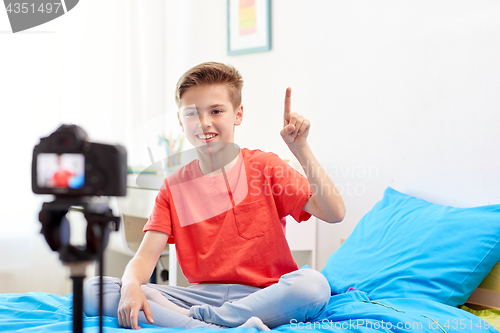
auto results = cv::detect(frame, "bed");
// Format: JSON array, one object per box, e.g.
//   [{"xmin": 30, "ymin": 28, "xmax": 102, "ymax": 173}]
[{"xmin": 1, "ymin": 187, "xmax": 500, "ymax": 332}]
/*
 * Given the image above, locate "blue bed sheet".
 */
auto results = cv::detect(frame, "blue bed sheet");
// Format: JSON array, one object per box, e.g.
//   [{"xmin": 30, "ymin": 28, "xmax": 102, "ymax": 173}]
[{"xmin": 0, "ymin": 291, "xmax": 497, "ymax": 333}]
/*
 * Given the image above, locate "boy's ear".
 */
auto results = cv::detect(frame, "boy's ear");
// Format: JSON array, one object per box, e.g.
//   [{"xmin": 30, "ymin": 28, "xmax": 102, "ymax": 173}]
[
  {"xmin": 177, "ymin": 112, "xmax": 184, "ymax": 132},
  {"xmin": 234, "ymin": 104, "xmax": 243, "ymax": 126}
]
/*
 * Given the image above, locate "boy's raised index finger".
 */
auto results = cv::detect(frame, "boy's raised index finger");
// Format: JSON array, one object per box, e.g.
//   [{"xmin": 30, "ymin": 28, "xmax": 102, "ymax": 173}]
[{"xmin": 284, "ymin": 87, "xmax": 292, "ymax": 125}]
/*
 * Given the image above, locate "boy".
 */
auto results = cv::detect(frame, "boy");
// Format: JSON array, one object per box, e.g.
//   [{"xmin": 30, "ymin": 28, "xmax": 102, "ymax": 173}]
[{"xmin": 84, "ymin": 62, "xmax": 345, "ymax": 330}]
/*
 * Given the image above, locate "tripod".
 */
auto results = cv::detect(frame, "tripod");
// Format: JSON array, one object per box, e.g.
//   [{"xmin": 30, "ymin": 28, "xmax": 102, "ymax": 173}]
[{"xmin": 38, "ymin": 198, "xmax": 120, "ymax": 333}]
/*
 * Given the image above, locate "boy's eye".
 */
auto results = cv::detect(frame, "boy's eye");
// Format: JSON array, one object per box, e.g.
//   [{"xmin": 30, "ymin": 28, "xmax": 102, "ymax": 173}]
[{"xmin": 212, "ymin": 110, "xmax": 222, "ymax": 114}]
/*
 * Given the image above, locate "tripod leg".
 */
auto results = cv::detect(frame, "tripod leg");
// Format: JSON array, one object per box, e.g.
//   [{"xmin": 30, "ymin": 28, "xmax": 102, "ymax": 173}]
[
  {"xmin": 68, "ymin": 262, "xmax": 92, "ymax": 333},
  {"xmin": 72, "ymin": 275, "xmax": 85, "ymax": 333},
  {"xmin": 99, "ymin": 225, "xmax": 105, "ymax": 333}
]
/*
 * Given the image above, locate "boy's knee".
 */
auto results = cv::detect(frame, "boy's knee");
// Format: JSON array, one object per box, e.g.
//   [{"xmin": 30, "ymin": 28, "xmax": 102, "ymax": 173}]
[
  {"xmin": 83, "ymin": 276, "xmax": 121, "ymax": 316},
  {"xmin": 282, "ymin": 269, "xmax": 331, "ymax": 305},
  {"xmin": 83, "ymin": 276, "xmax": 100, "ymax": 316},
  {"xmin": 83, "ymin": 276, "xmax": 99, "ymax": 292}
]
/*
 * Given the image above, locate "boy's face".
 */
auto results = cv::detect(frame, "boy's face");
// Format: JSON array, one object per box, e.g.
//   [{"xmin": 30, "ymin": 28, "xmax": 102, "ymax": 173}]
[{"xmin": 177, "ymin": 84, "xmax": 243, "ymax": 154}]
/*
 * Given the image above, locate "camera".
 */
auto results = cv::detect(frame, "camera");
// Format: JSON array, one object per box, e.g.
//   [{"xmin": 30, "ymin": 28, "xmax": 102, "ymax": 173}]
[
  {"xmin": 32, "ymin": 124, "xmax": 128, "ymax": 333},
  {"xmin": 32, "ymin": 124, "xmax": 127, "ymax": 197}
]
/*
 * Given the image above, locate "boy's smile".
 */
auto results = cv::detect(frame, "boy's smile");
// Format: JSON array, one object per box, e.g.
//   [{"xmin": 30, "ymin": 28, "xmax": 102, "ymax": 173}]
[{"xmin": 196, "ymin": 133, "xmax": 217, "ymax": 142}]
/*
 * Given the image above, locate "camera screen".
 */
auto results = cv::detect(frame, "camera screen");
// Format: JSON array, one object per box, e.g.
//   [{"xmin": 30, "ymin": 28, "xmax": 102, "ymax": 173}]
[{"xmin": 37, "ymin": 153, "xmax": 85, "ymax": 189}]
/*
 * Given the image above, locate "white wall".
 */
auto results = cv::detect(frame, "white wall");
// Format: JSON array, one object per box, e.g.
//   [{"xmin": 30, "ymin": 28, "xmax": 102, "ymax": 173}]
[
  {"xmin": 1, "ymin": 5, "xmax": 67, "ymax": 294},
  {"xmin": 1, "ymin": 0, "xmax": 499, "ymax": 293}
]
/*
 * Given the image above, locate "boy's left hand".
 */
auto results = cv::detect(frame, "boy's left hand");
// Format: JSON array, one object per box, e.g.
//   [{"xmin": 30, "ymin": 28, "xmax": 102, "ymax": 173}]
[{"xmin": 281, "ymin": 87, "xmax": 310, "ymax": 150}]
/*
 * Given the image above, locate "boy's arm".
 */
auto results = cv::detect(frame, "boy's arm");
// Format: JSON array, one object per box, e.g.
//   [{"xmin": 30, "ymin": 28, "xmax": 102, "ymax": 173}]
[{"xmin": 280, "ymin": 87, "xmax": 346, "ymax": 223}]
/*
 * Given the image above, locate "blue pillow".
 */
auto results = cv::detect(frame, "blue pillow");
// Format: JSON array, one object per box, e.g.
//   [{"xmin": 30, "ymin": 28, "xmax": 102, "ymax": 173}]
[{"xmin": 321, "ymin": 187, "xmax": 500, "ymax": 307}]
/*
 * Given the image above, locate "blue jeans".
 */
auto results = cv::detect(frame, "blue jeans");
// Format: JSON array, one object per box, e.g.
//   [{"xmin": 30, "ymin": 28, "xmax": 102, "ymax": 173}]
[{"xmin": 83, "ymin": 268, "xmax": 330, "ymax": 329}]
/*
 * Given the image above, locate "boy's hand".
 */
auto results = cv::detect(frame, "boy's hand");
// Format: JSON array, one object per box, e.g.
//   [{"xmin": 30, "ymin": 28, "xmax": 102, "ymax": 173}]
[
  {"xmin": 118, "ymin": 283, "xmax": 154, "ymax": 329},
  {"xmin": 281, "ymin": 87, "xmax": 310, "ymax": 150}
]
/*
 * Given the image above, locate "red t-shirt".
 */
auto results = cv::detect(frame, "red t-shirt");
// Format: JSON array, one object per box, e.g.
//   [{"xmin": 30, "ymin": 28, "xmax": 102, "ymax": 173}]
[{"xmin": 143, "ymin": 148, "xmax": 312, "ymax": 288}]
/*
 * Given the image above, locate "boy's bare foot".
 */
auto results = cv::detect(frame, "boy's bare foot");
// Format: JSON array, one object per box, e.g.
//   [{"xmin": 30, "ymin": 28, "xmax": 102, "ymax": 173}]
[
  {"xmin": 240, "ymin": 317, "xmax": 271, "ymax": 331},
  {"xmin": 141, "ymin": 285, "xmax": 191, "ymax": 317}
]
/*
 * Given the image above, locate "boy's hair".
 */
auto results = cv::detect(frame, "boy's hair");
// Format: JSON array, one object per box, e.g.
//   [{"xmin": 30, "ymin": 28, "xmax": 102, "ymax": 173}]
[{"xmin": 175, "ymin": 62, "xmax": 243, "ymax": 110}]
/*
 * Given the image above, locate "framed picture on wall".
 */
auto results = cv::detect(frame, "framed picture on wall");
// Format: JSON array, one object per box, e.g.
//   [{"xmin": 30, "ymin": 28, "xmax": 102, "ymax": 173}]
[{"xmin": 227, "ymin": 0, "xmax": 271, "ymax": 56}]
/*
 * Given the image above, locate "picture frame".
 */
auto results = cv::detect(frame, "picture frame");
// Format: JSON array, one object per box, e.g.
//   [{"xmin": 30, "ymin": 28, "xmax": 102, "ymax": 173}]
[{"xmin": 227, "ymin": 0, "xmax": 271, "ymax": 56}]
